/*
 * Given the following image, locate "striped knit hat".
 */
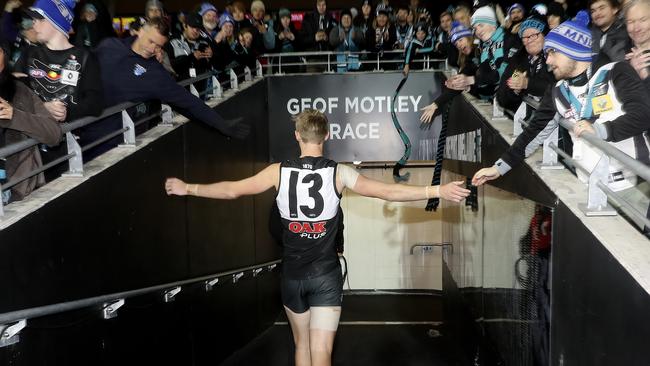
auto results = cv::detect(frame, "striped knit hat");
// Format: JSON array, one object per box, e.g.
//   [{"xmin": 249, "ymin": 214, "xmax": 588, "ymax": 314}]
[
  {"xmin": 471, "ymin": 6, "xmax": 497, "ymax": 27},
  {"xmin": 508, "ymin": 3, "xmax": 525, "ymax": 15},
  {"xmin": 450, "ymin": 21, "xmax": 473, "ymax": 44},
  {"xmin": 26, "ymin": 0, "xmax": 76, "ymax": 36},
  {"xmin": 543, "ymin": 12, "xmax": 592, "ymax": 61}
]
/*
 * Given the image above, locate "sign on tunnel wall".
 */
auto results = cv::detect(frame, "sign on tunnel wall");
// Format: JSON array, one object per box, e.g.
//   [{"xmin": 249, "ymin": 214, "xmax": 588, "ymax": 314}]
[{"xmin": 267, "ymin": 72, "xmax": 444, "ymax": 163}]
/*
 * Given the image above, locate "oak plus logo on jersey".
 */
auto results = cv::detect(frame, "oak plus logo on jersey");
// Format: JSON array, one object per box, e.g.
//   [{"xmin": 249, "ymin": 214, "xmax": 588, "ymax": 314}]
[{"xmin": 288, "ymin": 221, "xmax": 327, "ymax": 239}]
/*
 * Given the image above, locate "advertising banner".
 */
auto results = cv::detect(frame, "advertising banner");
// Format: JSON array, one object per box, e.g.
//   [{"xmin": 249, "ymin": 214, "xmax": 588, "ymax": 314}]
[{"xmin": 267, "ymin": 71, "xmax": 444, "ymax": 163}]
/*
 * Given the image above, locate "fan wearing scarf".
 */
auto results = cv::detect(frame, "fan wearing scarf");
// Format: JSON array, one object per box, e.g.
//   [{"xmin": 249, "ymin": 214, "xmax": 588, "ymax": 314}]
[
  {"xmin": 474, "ymin": 16, "xmax": 650, "ymax": 206},
  {"xmin": 448, "ymin": 5, "xmax": 522, "ymax": 100},
  {"xmin": 402, "ymin": 22, "xmax": 435, "ymax": 76},
  {"xmin": 496, "ymin": 15, "xmax": 555, "ymax": 111}
]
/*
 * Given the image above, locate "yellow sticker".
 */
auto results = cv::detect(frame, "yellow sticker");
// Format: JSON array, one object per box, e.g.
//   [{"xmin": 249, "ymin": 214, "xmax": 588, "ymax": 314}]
[{"xmin": 592, "ymin": 95, "xmax": 613, "ymax": 115}]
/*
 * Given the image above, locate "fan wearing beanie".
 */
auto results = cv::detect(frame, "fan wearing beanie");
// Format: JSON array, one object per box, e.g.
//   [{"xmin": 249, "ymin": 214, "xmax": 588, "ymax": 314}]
[
  {"xmin": 14, "ymin": 0, "xmax": 104, "ymax": 179},
  {"xmin": 474, "ymin": 15, "xmax": 650, "ymax": 207},
  {"xmin": 505, "ymin": 3, "xmax": 526, "ymax": 35},
  {"xmin": 421, "ymin": 21, "xmax": 481, "ymax": 123},
  {"xmin": 469, "ymin": 5, "xmax": 522, "ymax": 100},
  {"xmin": 496, "ymin": 15, "xmax": 555, "ymax": 111},
  {"xmin": 330, "ymin": 9, "xmax": 364, "ymax": 72}
]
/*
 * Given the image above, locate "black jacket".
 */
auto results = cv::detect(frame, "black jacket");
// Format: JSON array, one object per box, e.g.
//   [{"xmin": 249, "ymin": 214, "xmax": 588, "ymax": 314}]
[
  {"xmin": 592, "ymin": 18, "xmax": 632, "ymax": 62},
  {"xmin": 499, "ymin": 54, "xmax": 650, "ymax": 170},
  {"xmin": 496, "ymin": 48, "xmax": 555, "ymax": 111},
  {"xmin": 299, "ymin": 11, "xmax": 337, "ymax": 51}
]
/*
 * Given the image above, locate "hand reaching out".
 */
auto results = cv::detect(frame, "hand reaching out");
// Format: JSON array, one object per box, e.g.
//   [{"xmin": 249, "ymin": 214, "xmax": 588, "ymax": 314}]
[
  {"xmin": 471, "ymin": 167, "xmax": 500, "ymax": 186},
  {"xmin": 439, "ymin": 181, "xmax": 471, "ymax": 202},
  {"xmin": 420, "ymin": 102, "xmax": 438, "ymax": 123}
]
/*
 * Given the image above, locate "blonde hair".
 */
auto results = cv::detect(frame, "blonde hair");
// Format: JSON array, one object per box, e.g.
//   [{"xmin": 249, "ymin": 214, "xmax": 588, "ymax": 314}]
[
  {"xmin": 251, "ymin": 0, "xmax": 266, "ymax": 12},
  {"xmin": 293, "ymin": 109, "xmax": 329, "ymax": 143}
]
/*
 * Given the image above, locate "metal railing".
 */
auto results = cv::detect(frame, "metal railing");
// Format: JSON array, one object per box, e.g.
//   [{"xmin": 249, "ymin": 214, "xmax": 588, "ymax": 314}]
[
  {"xmin": 0, "ymin": 62, "xmax": 264, "ymax": 217},
  {"xmin": 260, "ymin": 50, "xmax": 448, "ymax": 74},
  {"xmin": 0, "ymin": 258, "xmax": 281, "ymax": 348},
  {"xmin": 506, "ymin": 95, "xmax": 650, "ymax": 226}
]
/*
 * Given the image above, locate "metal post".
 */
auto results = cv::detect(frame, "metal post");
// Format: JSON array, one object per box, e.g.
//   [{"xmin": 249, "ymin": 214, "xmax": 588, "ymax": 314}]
[
  {"xmin": 0, "ymin": 320, "xmax": 26, "ymax": 348},
  {"xmin": 444, "ymin": 58, "xmax": 449, "ymax": 71},
  {"xmin": 327, "ymin": 53, "xmax": 331, "ymax": 73},
  {"xmin": 102, "ymin": 299, "xmax": 125, "ymax": 320},
  {"xmin": 159, "ymin": 104, "xmax": 174, "ymax": 126},
  {"xmin": 205, "ymin": 278, "xmax": 219, "ymax": 292},
  {"xmin": 579, "ymin": 155, "xmax": 617, "ymax": 216},
  {"xmin": 210, "ymin": 76, "xmax": 223, "ymax": 99},
  {"xmin": 163, "ymin": 287, "xmax": 181, "ymax": 303},
  {"xmin": 119, "ymin": 110, "xmax": 136, "ymax": 148},
  {"xmin": 232, "ymin": 272, "xmax": 244, "ymax": 283},
  {"xmin": 491, "ymin": 100, "xmax": 507, "ymax": 120},
  {"xmin": 229, "ymin": 69, "xmax": 239, "ymax": 90},
  {"xmin": 244, "ymin": 66, "xmax": 252, "ymax": 82},
  {"xmin": 0, "ymin": 182, "xmax": 4, "ymax": 217},
  {"xmin": 277, "ymin": 55, "xmax": 283, "ymax": 75},
  {"xmin": 62, "ymin": 132, "xmax": 83, "ymax": 177},
  {"xmin": 376, "ymin": 53, "xmax": 380, "ymax": 71},
  {"xmin": 537, "ymin": 126, "xmax": 564, "ymax": 170},
  {"xmin": 189, "ymin": 84, "xmax": 199, "ymax": 98},
  {"xmin": 255, "ymin": 60, "xmax": 263, "ymax": 78}
]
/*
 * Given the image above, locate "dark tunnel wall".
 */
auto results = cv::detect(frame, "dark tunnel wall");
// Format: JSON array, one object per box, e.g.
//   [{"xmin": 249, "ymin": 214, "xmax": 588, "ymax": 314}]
[{"xmin": 0, "ymin": 80, "xmax": 282, "ymax": 365}]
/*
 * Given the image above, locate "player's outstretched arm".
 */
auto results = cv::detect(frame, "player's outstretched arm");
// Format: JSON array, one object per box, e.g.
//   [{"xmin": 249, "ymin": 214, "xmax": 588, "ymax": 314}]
[
  {"xmin": 165, "ymin": 163, "xmax": 280, "ymax": 199},
  {"xmin": 349, "ymin": 174, "xmax": 470, "ymax": 203}
]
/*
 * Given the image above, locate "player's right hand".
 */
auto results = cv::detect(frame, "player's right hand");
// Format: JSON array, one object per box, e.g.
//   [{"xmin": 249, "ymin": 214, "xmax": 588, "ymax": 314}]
[
  {"xmin": 472, "ymin": 167, "xmax": 500, "ymax": 186},
  {"xmin": 439, "ymin": 181, "xmax": 470, "ymax": 202}
]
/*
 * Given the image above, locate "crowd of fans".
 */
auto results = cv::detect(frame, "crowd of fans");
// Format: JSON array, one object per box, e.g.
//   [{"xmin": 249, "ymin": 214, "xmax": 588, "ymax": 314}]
[{"xmin": 1, "ymin": 0, "xmax": 650, "ymax": 229}]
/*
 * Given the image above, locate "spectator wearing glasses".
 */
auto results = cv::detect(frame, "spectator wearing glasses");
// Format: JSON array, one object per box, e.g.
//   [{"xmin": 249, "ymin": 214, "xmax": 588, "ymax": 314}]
[
  {"xmin": 591, "ymin": 0, "xmax": 631, "ymax": 61},
  {"xmin": 473, "ymin": 16, "xmax": 650, "ymax": 202},
  {"xmin": 497, "ymin": 15, "xmax": 555, "ymax": 111}
]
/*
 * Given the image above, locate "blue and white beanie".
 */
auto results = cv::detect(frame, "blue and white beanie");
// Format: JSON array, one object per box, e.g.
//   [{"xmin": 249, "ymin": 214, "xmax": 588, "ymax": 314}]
[
  {"xmin": 28, "ymin": 0, "xmax": 76, "ymax": 36},
  {"xmin": 450, "ymin": 21, "xmax": 473, "ymax": 44},
  {"xmin": 219, "ymin": 13, "xmax": 234, "ymax": 28},
  {"xmin": 508, "ymin": 3, "xmax": 525, "ymax": 15},
  {"xmin": 518, "ymin": 15, "xmax": 548, "ymax": 38},
  {"xmin": 199, "ymin": 3, "xmax": 218, "ymax": 17},
  {"xmin": 543, "ymin": 11, "xmax": 592, "ymax": 61},
  {"xmin": 471, "ymin": 6, "xmax": 497, "ymax": 27}
]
